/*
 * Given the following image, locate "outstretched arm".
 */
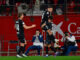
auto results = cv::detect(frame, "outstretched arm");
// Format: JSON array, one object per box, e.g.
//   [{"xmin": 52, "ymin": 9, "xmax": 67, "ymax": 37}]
[{"xmin": 23, "ymin": 24, "xmax": 36, "ymax": 29}]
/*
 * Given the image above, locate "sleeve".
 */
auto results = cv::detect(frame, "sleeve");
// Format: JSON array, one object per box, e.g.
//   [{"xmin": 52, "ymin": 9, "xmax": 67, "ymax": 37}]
[
  {"xmin": 67, "ymin": 36, "xmax": 75, "ymax": 42},
  {"xmin": 32, "ymin": 36, "xmax": 36, "ymax": 42},
  {"xmin": 41, "ymin": 12, "xmax": 45, "ymax": 25},
  {"xmin": 22, "ymin": 21, "xmax": 25, "ymax": 25},
  {"xmin": 41, "ymin": 11, "xmax": 49, "ymax": 24},
  {"xmin": 41, "ymin": 11, "xmax": 50, "ymax": 20},
  {"xmin": 15, "ymin": 20, "xmax": 19, "ymax": 31},
  {"xmin": 38, "ymin": 35, "xmax": 43, "ymax": 42}
]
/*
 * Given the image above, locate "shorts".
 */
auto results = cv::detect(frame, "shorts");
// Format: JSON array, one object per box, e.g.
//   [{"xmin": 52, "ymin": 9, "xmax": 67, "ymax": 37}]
[
  {"xmin": 46, "ymin": 40, "xmax": 51, "ymax": 45},
  {"xmin": 45, "ymin": 33, "xmax": 51, "ymax": 44},
  {"xmin": 17, "ymin": 34, "xmax": 25, "ymax": 43},
  {"xmin": 45, "ymin": 33, "xmax": 55, "ymax": 45}
]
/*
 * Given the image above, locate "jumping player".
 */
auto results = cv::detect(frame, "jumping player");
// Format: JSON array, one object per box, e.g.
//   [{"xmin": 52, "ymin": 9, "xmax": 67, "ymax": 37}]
[
  {"xmin": 42, "ymin": 16, "xmax": 56, "ymax": 56},
  {"xmin": 15, "ymin": 13, "xmax": 36, "ymax": 58},
  {"xmin": 41, "ymin": 6, "xmax": 57, "ymax": 56},
  {"xmin": 41, "ymin": 6, "xmax": 54, "ymax": 37}
]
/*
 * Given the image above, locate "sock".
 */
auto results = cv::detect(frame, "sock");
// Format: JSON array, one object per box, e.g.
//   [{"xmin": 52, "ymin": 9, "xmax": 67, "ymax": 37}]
[
  {"xmin": 22, "ymin": 45, "xmax": 26, "ymax": 53},
  {"xmin": 17, "ymin": 46, "xmax": 23, "ymax": 55},
  {"xmin": 21, "ymin": 46, "xmax": 25, "ymax": 54},
  {"xmin": 46, "ymin": 47, "xmax": 48, "ymax": 54}
]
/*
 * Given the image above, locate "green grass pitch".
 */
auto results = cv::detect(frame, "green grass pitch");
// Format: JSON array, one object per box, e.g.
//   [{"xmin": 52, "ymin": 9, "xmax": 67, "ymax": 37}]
[{"xmin": 0, "ymin": 56, "xmax": 80, "ymax": 60}]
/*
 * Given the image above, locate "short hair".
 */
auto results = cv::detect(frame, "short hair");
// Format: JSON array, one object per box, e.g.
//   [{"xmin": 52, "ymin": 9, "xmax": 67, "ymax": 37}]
[
  {"xmin": 18, "ymin": 13, "xmax": 24, "ymax": 18},
  {"xmin": 64, "ymin": 32, "xmax": 69, "ymax": 36},
  {"xmin": 64, "ymin": 32, "xmax": 68, "ymax": 34},
  {"xmin": 47, "ymin": 5, "xmax": 53, "ymax": 9}
]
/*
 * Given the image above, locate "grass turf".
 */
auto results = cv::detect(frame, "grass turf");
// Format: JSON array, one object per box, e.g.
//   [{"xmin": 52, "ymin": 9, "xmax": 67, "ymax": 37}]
[{"xmin": 0, "ymin": 56, "xmax": 80, "ymax": 60}]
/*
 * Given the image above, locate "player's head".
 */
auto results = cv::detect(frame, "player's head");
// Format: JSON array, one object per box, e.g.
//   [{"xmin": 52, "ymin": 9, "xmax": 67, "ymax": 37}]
[
  {"xmin": 18, "ymin": 13, "xmax": 24, "ymax": 19},
  {"xmin": 48, "ymin": 16, "xmax": 53, "ymax": 23},
  {"xmin": 36, "ymin": 29, "xmax": 40, "ymax": 36},
  {"xmin": 47, "ymin": 6, "xmax": 53, "ymax": 13}
]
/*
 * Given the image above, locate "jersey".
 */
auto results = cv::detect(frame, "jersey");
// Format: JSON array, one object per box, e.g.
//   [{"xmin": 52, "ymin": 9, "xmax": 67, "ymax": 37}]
[
  {"xmin": 41, "ymin": 11, "xmax": 53, "ymax": 31},
  {"xmin": 41, "ymin": 11, "xmax": 52, "ymax": 25},
  {"xmin": 15, "ymin": 19, "xmax": 25, "ymax": 35}
]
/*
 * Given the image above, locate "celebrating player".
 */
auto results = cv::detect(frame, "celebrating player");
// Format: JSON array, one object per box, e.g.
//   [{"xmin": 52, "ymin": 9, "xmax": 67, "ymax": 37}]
[
  {"xmin": 15, "ymin": 13, "xmax": 36, "ymax": 58},
  {"xmin": 41, "ymin": 6, "xmax": 58, "ymax": 56}
]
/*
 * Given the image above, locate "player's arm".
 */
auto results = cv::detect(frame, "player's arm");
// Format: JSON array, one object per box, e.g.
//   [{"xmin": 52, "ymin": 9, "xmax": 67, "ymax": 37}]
[
  {"xmin": 41, "ymin": 23, "xmax": 46, "ymax": 28},
  {"xmin": 66, "ymin": 36, "xmax": 75, "ymax": 42},
  {"xmin": 23, "ymin": 24, "xmax": 36, "ymax": 29}
]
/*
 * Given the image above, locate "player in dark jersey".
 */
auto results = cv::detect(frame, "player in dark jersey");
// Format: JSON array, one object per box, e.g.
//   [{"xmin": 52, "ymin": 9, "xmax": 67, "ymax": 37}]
[
  {"xmin": 15, "ymin": 13, "xmax": 36, "ymax": 58},
  {"xmin": 43, "ymin": 16, "xmax": 56, "ymax": 56},
  {"xmin": 41, "ymin": 6, "xmax": 54, "ymax": 37},
  {"xmin": 41, "ymin": 6, "xmax": 57, "ymax": 56},
  {"xmin": 41, "ymin": 6, "xmax": 53, "ymax": 27}
]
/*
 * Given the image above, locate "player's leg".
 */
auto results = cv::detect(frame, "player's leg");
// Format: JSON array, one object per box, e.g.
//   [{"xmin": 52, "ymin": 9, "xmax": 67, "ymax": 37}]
[
  {"xmin": 47, "ymin": 30, "xmax": 59, "ymax": 56},
  {"xmin": 45, "ymin": 45, "xmax": 49, "ymax": 56},
  {"xmin": 20, "ymin": 43, "xmax": 27, "ymax": 57},
  {"xmin": 48, "ymin": 44, "xmax": 59, "ymax": 56},
  {"xmin": 20, "ymin": 36, "xmax": 27, "ymax": 57},
  {"xmin": 50, "ymin": 46, "xmax": 56, "ymax": 53},
  {"xmin": 45, "ymin": 33, "xmax": 50, "ymax": 56},
  {"xmin": 50, "ymin": 46, "xmax": 59, "ymax": 56},
  {"xmin": 45, "ymin": 42, "xmax": 51, "ymax": 56},
  {"xmin": 17, "ymin": 42, "xmax": 25, "ymax": 58},
  {"xmin": 45, "ymin": 44, "xmax": 51, "ymax": 56},
  {"xmin": 22, "ymin": 40, "xmax": 27, "ymax": 54},
  {"xmin": 17, "ymin": 35, "xmax": 27, "ymax": 57}
]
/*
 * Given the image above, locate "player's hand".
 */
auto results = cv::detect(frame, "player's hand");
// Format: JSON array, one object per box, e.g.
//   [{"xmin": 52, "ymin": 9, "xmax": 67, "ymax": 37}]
[
  {"xmin": 32, "ymin": 24, "xmax": 36, "ymax": 27},
  {"xmin": 41, "ymin": 23, "xmax": 46, "ymax": 28},
  {"xmin": 44, "ymin": 44, "xmax": 47, "ymax": 47},
  {"xmin": 43, "ymin": 23, "xmax": 46, "ymax": 26},
  {"xmin": 25, "ymin": 40, "xmax": 27, "ymax": 45}
]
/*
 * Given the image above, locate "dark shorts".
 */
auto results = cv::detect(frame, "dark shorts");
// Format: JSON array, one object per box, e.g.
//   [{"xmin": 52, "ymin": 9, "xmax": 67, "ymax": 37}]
[
  {"xmin": 46, "ymin": 40, "xmax": 51, "ymax": 45},
  {"xmin": 42, "ymin": 26, "xmax": 48, "ymax": 31},
  {"xmin": 45, "ymin": 33, "xmax": 55, "ymax": 45},
  {"xmin": 45, "ymin": 33, "xmax": 51, "ymax": 44},
  {"xmin": 17, "ymin": 34, "xmax": 25, "ymax": 43}
]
